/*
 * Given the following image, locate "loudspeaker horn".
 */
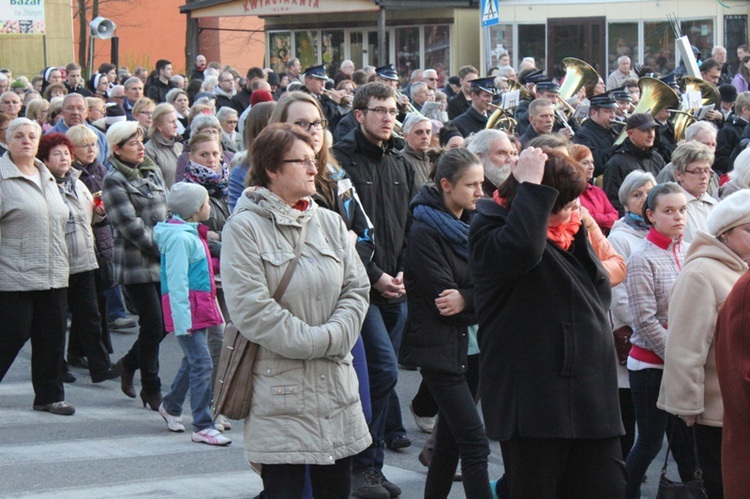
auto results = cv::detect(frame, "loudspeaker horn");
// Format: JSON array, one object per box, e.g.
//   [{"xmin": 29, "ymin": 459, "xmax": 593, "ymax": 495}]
[{"xmin": 90, "ymin": 17, "xmax": 116, "ymax": 40}]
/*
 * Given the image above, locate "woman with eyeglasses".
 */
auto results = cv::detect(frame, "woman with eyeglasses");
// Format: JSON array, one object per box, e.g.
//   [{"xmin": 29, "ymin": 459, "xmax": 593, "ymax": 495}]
[
  {"xmin": 216, "ymin": 107, "xmax": 242, "ymax": 154},
  {"xmin": 102, "ymin": 121, "xmax": 168, "ymax": 411},
  {"xmin": 221, "ymin": 123, "xmax": 371, "ymax": 498},
  {"xmin": 671, "ymin": 141, "xmax": 718, "ymax": 243}
]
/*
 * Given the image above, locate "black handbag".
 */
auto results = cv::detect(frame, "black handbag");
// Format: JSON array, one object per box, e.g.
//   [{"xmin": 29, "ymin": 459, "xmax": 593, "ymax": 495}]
[{"xmin": 655, "ymin": 426, "xmax": 707, "ymax": 499}]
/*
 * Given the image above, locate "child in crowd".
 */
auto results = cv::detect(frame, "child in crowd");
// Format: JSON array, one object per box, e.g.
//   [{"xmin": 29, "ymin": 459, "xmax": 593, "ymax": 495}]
[{"xmin": 154, "ymin": 182, "xmax": 229, "ymax": 446}]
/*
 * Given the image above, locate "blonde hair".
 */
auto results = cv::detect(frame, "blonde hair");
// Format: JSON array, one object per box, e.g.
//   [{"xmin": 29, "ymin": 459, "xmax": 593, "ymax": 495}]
[
  {"xmin": 106, "ymin": 121, "xmax": 143, "ymax": 158},
  {"xmin": 24, "ymin": 99, "xmax": 49, "ymax": 123},
  {"xmin": 132, "ymin": 97, "xmax": 155, "ymax": 117},
  {"xmin": 65, "ymin": 124, "xmax": 98, "ymax": 146},
  {"xmin": 148, "ymin": 103, "xmax": 176, "ymax": 137}
]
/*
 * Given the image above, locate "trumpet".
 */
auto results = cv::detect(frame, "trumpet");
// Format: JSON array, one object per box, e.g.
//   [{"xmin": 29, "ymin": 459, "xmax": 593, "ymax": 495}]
[
  {"xmin": 396, "ymin": 91, "xmax": 419, "ymax": 114},
  {"xmin": 323, "ymin": 88, "xmax": 352, "ymax": 107}
]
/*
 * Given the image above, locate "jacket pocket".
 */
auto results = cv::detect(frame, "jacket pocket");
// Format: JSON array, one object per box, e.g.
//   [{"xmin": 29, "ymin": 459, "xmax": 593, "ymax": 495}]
[
  {"xmin": 560, "ymin": 321, "xmax": 576, "ymax": 377},
  {"xmin": 253, "ymin": 357, "xmax": 304, "ymax": 416},
  {"xmin": 259, "ymin": 251, "xmax": 295, "ymax": 290}
]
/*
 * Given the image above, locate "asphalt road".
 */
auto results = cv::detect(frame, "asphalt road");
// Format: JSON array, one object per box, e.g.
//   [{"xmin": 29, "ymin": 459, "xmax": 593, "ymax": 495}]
[{"xmin": 0, "ymin": 320, "xmax": 667, "ymax": 498}]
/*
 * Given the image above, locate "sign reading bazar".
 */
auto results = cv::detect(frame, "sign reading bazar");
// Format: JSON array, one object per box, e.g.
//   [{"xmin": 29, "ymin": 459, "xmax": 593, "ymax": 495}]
[
  {"xmin": 0, "ymin": 0, "xmax": 45, "ymax": 35},
  {"xmin": 195, "ymin": 0, "xmax": 377, "ymax": 18}
]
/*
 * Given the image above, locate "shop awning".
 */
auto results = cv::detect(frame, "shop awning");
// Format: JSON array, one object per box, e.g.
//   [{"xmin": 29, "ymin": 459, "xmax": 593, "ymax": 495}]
[{"xmin": 180, "ymin": 0, "xmax": 477, "ymax": 17}]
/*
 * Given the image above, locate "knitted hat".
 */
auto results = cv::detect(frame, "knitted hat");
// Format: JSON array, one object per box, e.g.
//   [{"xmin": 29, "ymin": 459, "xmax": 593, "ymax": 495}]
[
  {"xmin": 11, "ymin": 79, "xmax": 26, "ymax": 90},
  {"xmin": 706, "ymin": 189, "xmax": 750, "ymax": 236},
  {"xmin": 250, "ymin": 89, "xmax": 274, "ymax": 106},
  {"xmin": 168, "ymin": 183, "xmax": 208, "ymax": 220},
  {"xmin": 104, "ymin": 103, "xmax": 127, "ymax": 126}
]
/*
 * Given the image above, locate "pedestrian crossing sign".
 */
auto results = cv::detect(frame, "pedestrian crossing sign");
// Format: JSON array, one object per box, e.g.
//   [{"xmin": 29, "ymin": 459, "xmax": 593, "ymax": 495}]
[{"xmin": 481, "ymin": 0, "xmax": 500, "ymax": 27}]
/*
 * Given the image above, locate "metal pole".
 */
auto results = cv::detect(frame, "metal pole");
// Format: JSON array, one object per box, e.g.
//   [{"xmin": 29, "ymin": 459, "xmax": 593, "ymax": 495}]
[
  {"xmin": 378, "ymin": 6, "xmax": 386, "ymax": 66},
  {"xmin": 42, "ymin": 35, "xmax": 47, "ymax": 67},
  {"xmin": 111, "ymin": 36, "xmax": 119, "ymax": 68}
]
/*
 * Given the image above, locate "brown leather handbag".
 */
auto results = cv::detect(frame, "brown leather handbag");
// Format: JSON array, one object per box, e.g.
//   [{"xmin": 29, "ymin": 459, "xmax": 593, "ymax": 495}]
[{"xmin": 212, "ymin": 222, "xmax": 308, "ymax": 421}]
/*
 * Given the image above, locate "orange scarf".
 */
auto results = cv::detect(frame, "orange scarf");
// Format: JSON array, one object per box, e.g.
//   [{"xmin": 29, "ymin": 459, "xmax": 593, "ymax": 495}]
[{"xmin": 494, "ymin": 191, "xmax": 581, "ymax": 251}]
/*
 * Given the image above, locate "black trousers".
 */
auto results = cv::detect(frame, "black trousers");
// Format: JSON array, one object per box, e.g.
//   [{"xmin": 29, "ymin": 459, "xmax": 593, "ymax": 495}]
[
  {"xmin": 260, "ymin": 456, "xmax": 352, "ymax": 499},
  {"xmin": 0, "ymin": 288, "xmax": 67, "ymax": 405},
  {"xmin": 619, "ymin": 387, "xmax": 636, "ymax": 459},
  {"xmin": 695, "ymin": 424, "xmax": 723, "ymax": 499},
  {"xmin": 120, "ymin": 282, "xmax": 165, "ymax": 394},
  {"xmin": 500, "ymin": 436, "xmax": 626, "ymax": 499},
  {"xmin": 422, "ymin": 368, "xmax": 492, "ymax": 498},
  {"xmin": 67, "ymin": 271, "xmax": 112, "ymax": 374}
]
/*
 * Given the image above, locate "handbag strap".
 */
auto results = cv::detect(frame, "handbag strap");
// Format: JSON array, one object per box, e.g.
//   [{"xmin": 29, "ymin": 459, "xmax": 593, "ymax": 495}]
[
  {"xmin": 272, "ymin": 221, "xmax": 308, "ymax": 303},
  {"xmin": 660, "ymin": 422, "xmax": 703, "ymax": 479}
]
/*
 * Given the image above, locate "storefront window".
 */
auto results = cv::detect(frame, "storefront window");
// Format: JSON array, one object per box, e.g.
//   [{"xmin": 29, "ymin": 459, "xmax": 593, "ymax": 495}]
[
  {"xmin": 295, "ymin": 30, "xmax": 319, "ymax": 70},
  {"xmin": 367, "ymin": 31, "xmax": 389, "ymax": 68},
  {"xmin": 351, "ymin": 31, "xmax": 364, "ymax": 69},
  {"xmin": 488, "ymin": 24, "xmax": 513, "ymax": 71},
  {"xmin": 268, "ymin": 32, "xmax": 292, "ymax": 74},
  {"xmin": 322, "ymin": 30, "xmax": 345, "ymax": 77},
  {"xmin": 424, "ymin": 25, "xmax": 451, "ymax": 87},
  {"xmin": 608, "ymin": 22, "xmax": 638, "ymax": 72},
  {"xmin": 644, "ymin": 21, "xmax": 675, "ymax": 76},
  {"xmin": 395, "ymin": 26, "xmax": 420, "ymax": 84},
  {"xmin": 518, "ymin": 24, "xmax": 546, "ymax": 70},
  {"xmin": 681, "ymin": 19, "xmax": 714, "ymax": 64}
]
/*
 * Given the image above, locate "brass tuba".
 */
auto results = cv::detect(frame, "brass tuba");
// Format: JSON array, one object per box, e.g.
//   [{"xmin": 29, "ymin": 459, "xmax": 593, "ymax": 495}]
[
  {"xmin": 558, "ymin": 58, "xmax": 600, "ymax": 102},
  {"xmin": 486, "ymin": 102, "xmax": 518, "ymax": 134},
  {"xmin": 506, "ymin": 78, "xmax": 533, "ymax": 103},
  {"xmin": 614, "ymin": 77, "xmax": 680, "ymax": 145},
  {"xmin": 670, "ymin": 77, "xmax": 720, "ymax": 141}
]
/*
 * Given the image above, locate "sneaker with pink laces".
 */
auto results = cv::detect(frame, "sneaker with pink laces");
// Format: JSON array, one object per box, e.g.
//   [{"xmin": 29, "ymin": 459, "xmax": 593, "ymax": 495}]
[{"xmin": 192, "ymin": 428, "xmax": 231, "ymax": 446}]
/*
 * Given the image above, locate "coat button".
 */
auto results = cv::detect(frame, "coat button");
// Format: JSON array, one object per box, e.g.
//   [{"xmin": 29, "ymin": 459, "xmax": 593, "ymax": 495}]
[
  {"xmin": 320, "ymin": 375, "xmax": 325, "ymax": 380},
  {"xmin": 147, "ymin": 193, "xmax": 153, "ymax": 198},
  {"xmin": 266, "ymin": 369, "xmax": 271, "ymax": 374},
  {"xmin": 461, "ymin": 364, "xmax": 465, "ymax": 369}
]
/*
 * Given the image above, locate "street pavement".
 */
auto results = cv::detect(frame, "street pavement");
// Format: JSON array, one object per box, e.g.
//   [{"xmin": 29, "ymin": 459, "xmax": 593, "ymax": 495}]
[{"xmin": 1, "ymin": 321, "xmax": 668, "ymax": 498}]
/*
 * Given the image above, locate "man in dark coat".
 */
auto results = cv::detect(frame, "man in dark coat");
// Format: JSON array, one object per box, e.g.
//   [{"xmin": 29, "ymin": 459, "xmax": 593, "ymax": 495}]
[
  {"xmin": 146, "ymin": 59, "xmax": 176, "ymax": 104},
  {"xmin": 333, "ymin": 82, "xmax": 417, "ymax": 499},
  {"xmin": 301, "ymin": 64, "xmax": 342, "ymax": 132},
  {"xmin": 573, "ymin": 92, "xmax": 620, "ymax": 176},
  {"xmin": 519, "ymin": 98, "xmax": 555, "ymax": 147},
  {"xmin": 212, "ymin": 71, "xmax": 236, "ymax": 111},
  {"xmin": 715, "ymin": 91, "xmax": 750, "ymax": 174},
  {"xmin": 469, "ymin": 148, "xmax": 625, "ymax": 497},
  {"xmin": 450, "ymin": 77, "xmax": 495, "ymax": 138},
  {"xmin": 603, "ymin": 113, "xmax": 666, "ymax": 214},
  {"xmin": 447, "ymin": 65, "xmax": 479, "ymax": 120},
  {"xmin": 511, "ymin": 69, "xmax": 547, "ymax": 135}
]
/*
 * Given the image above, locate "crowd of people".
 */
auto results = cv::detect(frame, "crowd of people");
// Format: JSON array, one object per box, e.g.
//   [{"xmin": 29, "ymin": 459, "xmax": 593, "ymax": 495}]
[{"xmin": 1, "ymin": 46, "xmax": 750, "ymax": 498}]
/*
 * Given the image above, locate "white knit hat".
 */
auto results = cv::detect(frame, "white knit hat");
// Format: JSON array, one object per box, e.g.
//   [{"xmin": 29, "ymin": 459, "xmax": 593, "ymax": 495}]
[
  {"xmin": 706, "ymin": 189, "xmax": 750, "ymax": 236},
  {"xmin": 168, "ymin": 183, "xmax": 208, "ymax": 220}
]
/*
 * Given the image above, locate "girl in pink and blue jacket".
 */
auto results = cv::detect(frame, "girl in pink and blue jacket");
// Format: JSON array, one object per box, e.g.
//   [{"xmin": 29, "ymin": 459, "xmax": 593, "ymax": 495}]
[{"xmin": 153, "ymin": 182, "xmax": 229, "ymax": 446}]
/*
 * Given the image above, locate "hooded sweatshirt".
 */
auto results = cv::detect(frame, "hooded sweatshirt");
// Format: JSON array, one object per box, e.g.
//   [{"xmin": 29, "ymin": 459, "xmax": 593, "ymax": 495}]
[{"xmin": 154, "ymin": 216, "xmax": 223, "ymax": 336}]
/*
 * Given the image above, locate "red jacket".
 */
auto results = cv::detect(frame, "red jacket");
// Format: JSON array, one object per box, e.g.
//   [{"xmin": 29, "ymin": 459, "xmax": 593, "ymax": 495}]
[{"xmin": 580, "ymin": 183, "xmax": 619, "ymax": 232}]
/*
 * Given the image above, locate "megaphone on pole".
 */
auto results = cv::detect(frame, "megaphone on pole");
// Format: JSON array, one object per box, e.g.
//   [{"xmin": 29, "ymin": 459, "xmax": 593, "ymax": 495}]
[{"xmin": 90, "ymin": 17, "xmax": 116, "ymax": 40}]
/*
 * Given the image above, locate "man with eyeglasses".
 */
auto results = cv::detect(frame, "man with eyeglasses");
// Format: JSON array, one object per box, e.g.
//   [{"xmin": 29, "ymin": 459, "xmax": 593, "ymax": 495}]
[
  {"xmin": 213, "ymin": 71, "xmax": 236, "ymax": 111},
  {"xmin": 423, "ymin": 69, "xmax": 439, "ymax": 91},
  {"xmin": 47, "ymin": 93, "xmax": 109, "ymax": 166},
  {"xmin": 301, "ymin": 64, "xmax": 343, "ymax": 131},
  {"xmin": 451, "ymin": 77, "xmax": 497, "ymax": 138},
  {"xmin": 333, "ymin": 82, "xmax": 417, "ymax": 499}
]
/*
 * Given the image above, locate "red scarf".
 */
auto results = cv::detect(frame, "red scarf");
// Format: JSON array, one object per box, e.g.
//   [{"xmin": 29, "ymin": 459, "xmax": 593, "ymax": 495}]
[{"xmin": 494, "ymin": 191, "xmax": 581, "ymax": 251}]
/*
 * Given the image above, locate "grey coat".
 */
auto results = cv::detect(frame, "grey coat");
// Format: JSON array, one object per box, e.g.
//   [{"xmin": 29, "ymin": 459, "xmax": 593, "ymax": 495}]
[
  {"xmin": 102, "ymin": 157, "xmax": 168, "ymax": 285},
  {"xmin": 0, "ymin": 153, "xmax": 70, "ymax": 291},
  {"xmin": 57, "ymin": 169, "xmax": 100, "ymax": 275},
  {"xmin": 221, "ymin": 187, "xmax": 371, "ymax": 465},
  {"xmin": 144, "ymin": 132, "xmax": 183, "ymax": 189}
]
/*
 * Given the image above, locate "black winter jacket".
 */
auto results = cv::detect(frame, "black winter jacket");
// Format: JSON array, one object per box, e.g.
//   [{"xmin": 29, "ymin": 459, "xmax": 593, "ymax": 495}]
[
  {"xmin": 572, "ymin": 118, "xmax": 618, "ymax": 176},
  {"xmin": 401, "ymin": 185, "xmax": 475, "ymax": 374},
  {"xmin": 333, "ymin": 127, "xmax": 417, "ymax": 305},
  {"xmin": 469, "ymin": 183, "xmax": 623, "ymax": 441},
  {"xmin": 72, "ymin": 159, "xmax": 113, "ymax": 261},
  {"xmin": 716, "ymin": 115, "xmax": 748, "ymax": 174},
  {"xmin": 451, "ymin": 106, "xmax": 488, "ymax": 138},
  {"xmin": 603, "ymin": 138, "xmax": 665, "ymax": 215}
]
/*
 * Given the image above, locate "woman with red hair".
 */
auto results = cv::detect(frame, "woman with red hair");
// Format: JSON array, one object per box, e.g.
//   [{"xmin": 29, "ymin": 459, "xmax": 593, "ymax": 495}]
[{"xmin": 571, "ymin": 143, "xmax": 619, "ymax": 233}]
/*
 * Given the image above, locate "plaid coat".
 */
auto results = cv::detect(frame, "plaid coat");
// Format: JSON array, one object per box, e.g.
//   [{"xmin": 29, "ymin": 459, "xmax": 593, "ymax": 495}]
[{"xmin": 102, "ymin": 157, "xmax": 168, "ymax": 285}]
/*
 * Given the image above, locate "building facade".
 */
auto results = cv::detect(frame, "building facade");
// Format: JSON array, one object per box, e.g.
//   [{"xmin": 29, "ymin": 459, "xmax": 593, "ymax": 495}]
[{"xmin": 483, "ymin": 0, "xmax": 750, "ymax": 79}]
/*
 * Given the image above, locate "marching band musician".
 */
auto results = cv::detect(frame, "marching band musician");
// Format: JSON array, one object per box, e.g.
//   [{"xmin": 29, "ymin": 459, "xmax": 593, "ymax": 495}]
[
  {"xmin": 613, "ymin": 88, "xmax": 633, "ymax": 120},
  {"xmin": 450, "ymin": 77, "xmax": 496, "ymax": 138},
  {"xmin": 512, "ymin": 69, "xmax": 547, "ymax": 134},
  {"xmin": 301, "ymin": 64, "xmax": 343, "ymax": 131},
  {"xmin": 572, "ymin": 92, "xmax": 621, "ymax": 176}
]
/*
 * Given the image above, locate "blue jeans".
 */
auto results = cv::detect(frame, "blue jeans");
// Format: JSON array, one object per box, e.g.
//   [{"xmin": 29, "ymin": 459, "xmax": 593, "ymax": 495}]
[
  {"xmin": 162, "ymin": 329, "xmax": 214, "ymax": 432},
  {"xmin": 626, "ymin": 368, "xmax": 694, "ymax": 498},
  {"xmin": 353, "ymin": 302, "xmax": 405, "ymax": 472}
]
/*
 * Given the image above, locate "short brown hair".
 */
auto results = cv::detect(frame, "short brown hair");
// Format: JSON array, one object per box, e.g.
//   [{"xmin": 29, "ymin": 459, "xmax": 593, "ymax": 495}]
[
  {"xmin": 458, "ymin": 65, "xmax": 479, "ymax": 80},
  {"xmin": 496, "ymin": 149, "xmax": 587, "ymax": 213},
  {"xmin": 352, "ymin": 82, "xmax": 396, "ymax": 111},
  {"xmin": 247, "ymin": 123, "xmax": 315, "ymax": 188}
]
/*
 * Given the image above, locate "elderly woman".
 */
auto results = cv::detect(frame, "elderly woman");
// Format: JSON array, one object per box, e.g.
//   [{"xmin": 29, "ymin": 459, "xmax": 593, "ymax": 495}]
[
  {"xmin": 216, "ymin": 106, "xmax": 242, "ymax": 154},
  {"xmin": 221, "ymin": 123, "xmax": 371, "ymax": 498},
  {"xmin": 37, "ymin": 133, "xmax": 119, "ymax": 384},
  {"xmin": 571, "ymin": 143, "xmax": 619, "ymax": 233},
  {"xmin": 718, "ymin": 147, "xmax": 750, "ymax": 198},
  {"xmin": 657, "ymin": 190, "xmax": 750, "ymax": 498},
  {"xmin": 469, "ymin": 148, "xmax": 626, "ymax": 496},
  {"xmin": 672, "ymin": 141, "xmax": 718, "ymax": 243},
  {"xmin": 144, "ymin": 103, "xmax": 183, "ymax": 188},
  {"xmin": 132, "ymin": 97, "xmax": 156, "ymax": 135},
  {"xmin": 0, "ymin": 118, "xmax": 73, "ymax": 415},
  {"xmin": 175, "ymin": 113, "xmax": 232, "ymax": 184},
  {"xmin": 102, "ymin": 121, "xmax": 168, "ymax": 411},
  {"xmin": 0, "ymin": 111, "xmax": 10, "ymax": 155},
  {"xmin": 67, "ymin": 124, "xmax": 116, "ymax": 357},
  {"xmin": 608, "ymin": 170, "xmax": 657, "ymax": 459},
  {"xmin": 166, "ymin": 88, "xmax": 190, "ymax": 137}
]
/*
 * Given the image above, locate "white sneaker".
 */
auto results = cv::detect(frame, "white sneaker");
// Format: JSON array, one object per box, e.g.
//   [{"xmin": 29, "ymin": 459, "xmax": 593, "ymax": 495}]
[
  {"xmin": 410, "ymin": 402, "xmax": 436, "ymax": 433},
  {"xmin": 158, "ymin": 403, "xmax": 185, "ymax": 432},
  {"xmin": 215, "ymin": 414, "xmax": 232, "ymax": 431},
  {"xmin": 192, "ymin": 428, "xmax": 231, "ymax": 446}
]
